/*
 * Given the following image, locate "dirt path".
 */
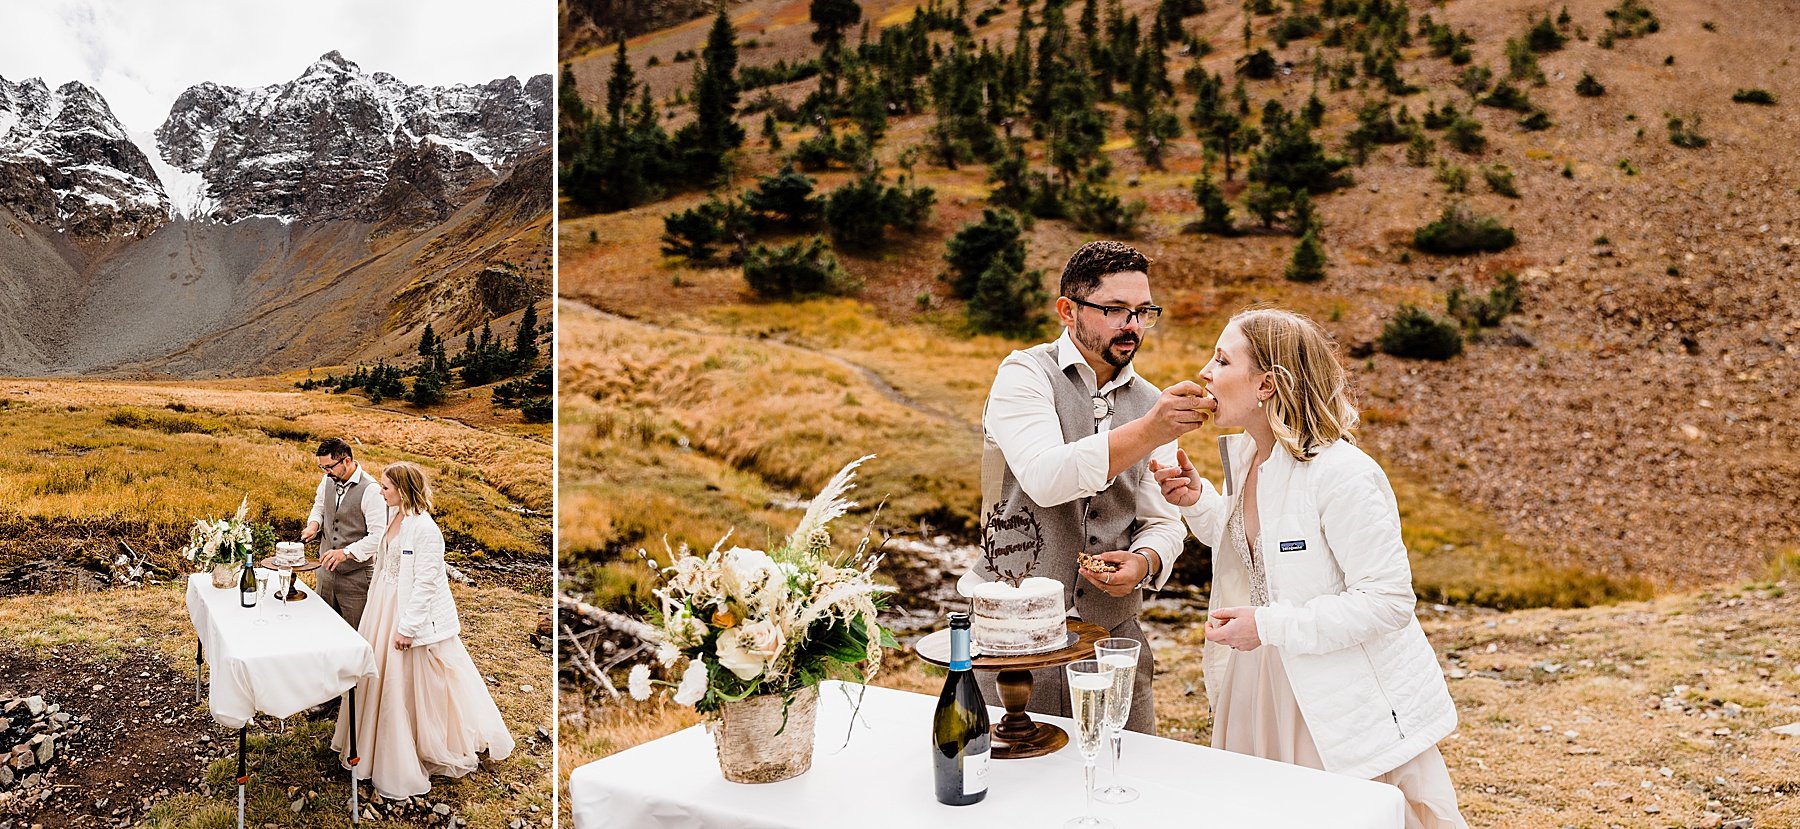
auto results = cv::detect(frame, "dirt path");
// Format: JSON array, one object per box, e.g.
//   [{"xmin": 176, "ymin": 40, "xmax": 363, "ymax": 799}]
[{"xmin": 566, "ymin": 298, "xmax": 980, "ymax": 434}]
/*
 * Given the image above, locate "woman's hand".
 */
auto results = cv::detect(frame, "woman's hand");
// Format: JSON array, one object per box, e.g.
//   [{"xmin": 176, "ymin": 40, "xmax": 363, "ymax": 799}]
[
  {"xmin": 1150, "ymin": 448, "xmax": 1204, "ymax": 508},
  {"xmin": 394, "ymin": 633, "xmax": 414, "ymax": 651},
  {"xmin": 1204, "ymin": 606, "xmax": 1262, "ymax": 651}
]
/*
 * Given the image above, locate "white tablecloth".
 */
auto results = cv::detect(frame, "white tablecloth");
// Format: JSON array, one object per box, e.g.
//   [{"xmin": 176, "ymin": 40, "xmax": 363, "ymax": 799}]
[
  {"xmin": 185, "ymin": 572, "xmax": 377, "ymax": 729},
  {"xmin": 569, "ymin": 680, "xmax": 1406, "ymax": 829}
]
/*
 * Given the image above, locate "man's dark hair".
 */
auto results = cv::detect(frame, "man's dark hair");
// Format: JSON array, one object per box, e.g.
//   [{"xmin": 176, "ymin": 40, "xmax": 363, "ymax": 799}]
[
  {"xmin": 316, "ymin": 438, "xmax": 354, "ymax": 460},
  {"xmin": 1059, "ymin": 240, "xmax": 1150, "ymax": 300}
]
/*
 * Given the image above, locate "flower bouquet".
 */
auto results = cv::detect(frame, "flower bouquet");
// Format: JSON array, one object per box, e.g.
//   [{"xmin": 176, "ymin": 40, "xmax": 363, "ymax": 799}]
[
  {"xmin": 182, "ymin": 497, "xmax": 261, "ymax": 585},
  {"xmin": 628, "ymin": 455, "xmax": 897, "ymax": 783}
]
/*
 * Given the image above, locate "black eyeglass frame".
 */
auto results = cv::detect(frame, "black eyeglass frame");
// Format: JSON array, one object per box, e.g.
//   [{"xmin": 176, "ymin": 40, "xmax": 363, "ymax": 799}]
[{"xmin": 1066, "ymin": 296, "xmax": 1164, "ymax": 329}]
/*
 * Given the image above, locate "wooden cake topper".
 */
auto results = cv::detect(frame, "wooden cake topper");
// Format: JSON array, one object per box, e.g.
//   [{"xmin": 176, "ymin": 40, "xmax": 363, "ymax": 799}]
[{"xmin": 980, "ymin": 499, "xmax": 1044, "ymax": 589}]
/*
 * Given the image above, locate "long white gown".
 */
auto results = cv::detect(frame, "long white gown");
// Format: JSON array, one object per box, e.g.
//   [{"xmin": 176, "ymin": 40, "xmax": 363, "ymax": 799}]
[{"xmin": 331, "ymin": 528, "xmax": 514, "ymax": 799}]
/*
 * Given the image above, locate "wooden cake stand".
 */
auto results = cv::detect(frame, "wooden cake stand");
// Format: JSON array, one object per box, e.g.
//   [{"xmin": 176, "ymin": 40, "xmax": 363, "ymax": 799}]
[
  {"xmin": 913, "ymin": 619, "xmax": 1109, "ymax": 759},
  {"xmin": 258, "ymin": 556, "xmax": 320, "ymax": 601}
]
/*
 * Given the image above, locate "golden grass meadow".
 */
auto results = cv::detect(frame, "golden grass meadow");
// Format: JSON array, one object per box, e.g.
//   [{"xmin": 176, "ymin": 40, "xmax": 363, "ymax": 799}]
[{"xmin": 0, "ymin": 376, "xmax": 552, "ymax": 827}]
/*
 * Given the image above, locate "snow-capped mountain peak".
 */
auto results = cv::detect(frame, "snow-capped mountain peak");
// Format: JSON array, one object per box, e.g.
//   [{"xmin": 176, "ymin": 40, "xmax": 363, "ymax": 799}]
[
  {"xmin": 0, "ymin": 75, "xmax": 169, "ymax": 238},
  {"xmin": 155, "ymin": 53, "xmax": 551, "ymax": 224}
]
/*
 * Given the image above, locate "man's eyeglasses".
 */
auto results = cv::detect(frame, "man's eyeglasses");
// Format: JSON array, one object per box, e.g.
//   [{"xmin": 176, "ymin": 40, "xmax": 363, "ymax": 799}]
[
  {"xmin": 318, "ymin": 457, "xmax": 348, "ymax": 473},
  {"xmin": 1068, "ymin": 296, "xmax": 1163, "ymax": 329}
]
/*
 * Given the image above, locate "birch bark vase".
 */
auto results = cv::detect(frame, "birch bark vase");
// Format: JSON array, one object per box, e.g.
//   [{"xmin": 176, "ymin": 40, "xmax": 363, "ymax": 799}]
[{"xmin": 708, "ymin": 685, "xmax": 819, "ymax": 783}]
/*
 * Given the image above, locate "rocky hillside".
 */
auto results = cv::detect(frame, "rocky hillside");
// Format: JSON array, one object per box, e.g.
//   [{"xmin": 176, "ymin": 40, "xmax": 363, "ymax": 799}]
[
  {"xmin": 156, "ymin": 51, "xmax": 550, "ymax": 225},
  {"xmin": 0, "ymin": 55, "xmax": 552, "ymax": 378},
  {"xmin": 559, "ymin": 0, "xmax": 736, "ymax": 58},
  {"xmin": 0, "ymin": 77, "xmax": 167, "ymax": 239}
]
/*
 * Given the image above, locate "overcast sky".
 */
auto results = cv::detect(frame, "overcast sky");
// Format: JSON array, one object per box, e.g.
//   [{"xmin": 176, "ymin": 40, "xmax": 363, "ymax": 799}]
[{"xmin": 0, "ymin": 0, "xmax": 555, "ymax": 134}]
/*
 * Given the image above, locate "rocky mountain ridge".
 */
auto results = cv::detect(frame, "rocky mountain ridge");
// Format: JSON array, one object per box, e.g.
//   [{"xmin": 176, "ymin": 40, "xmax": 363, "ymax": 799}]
[
  {"xmin": 0, "ymin": 77, "xmax": 168, "ymax": 239},
  {"xmin": 156, "ymin": 51, "xmax": 551, "ymax": 225},
  {"xmin": 0, "ymin": 53, "xmax": 552, "ymax": 378}
]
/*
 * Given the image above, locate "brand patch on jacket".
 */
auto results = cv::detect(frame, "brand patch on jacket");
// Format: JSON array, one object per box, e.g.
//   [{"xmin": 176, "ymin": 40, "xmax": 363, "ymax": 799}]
[
  {"xmin": 1279, "ymin": 539, "xmax": 1307, "ymax": 553},
  {"xmin": 402, "ymin": 549, "xmax": 414, "ymax": 555}
]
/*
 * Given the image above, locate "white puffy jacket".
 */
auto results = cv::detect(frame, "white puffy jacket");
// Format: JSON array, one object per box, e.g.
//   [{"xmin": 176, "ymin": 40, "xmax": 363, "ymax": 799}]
[
  {"xmin": 1182, "ymin": 434, "xmax": 1457, "ymax": 779},
  {"xmin": 387, "ymin": 511, "xmax": 462, "ymax": 647}
]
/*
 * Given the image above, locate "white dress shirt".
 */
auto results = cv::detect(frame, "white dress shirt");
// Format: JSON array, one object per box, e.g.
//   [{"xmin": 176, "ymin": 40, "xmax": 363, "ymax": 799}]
[
  {"xmin": 306, "ymin": 464, "xmax": 389, "ymax": 562},
  {"xmin": 981, "ymin": 330, "xmax": 1186, "ymax": 589}
]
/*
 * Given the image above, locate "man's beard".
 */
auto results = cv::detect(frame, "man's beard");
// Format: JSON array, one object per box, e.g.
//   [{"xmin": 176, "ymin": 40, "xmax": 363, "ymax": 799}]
[{"xmin": 1075, "ymin": 317, "xmax": 1140, "ymax": 369}]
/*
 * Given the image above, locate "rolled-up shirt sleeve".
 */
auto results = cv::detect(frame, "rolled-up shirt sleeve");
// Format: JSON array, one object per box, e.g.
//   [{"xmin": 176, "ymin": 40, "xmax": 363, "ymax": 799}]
[
  {"xmin": 1129, "ymin": 439, "xmax": 1187, "ymax": 590},
  {"xmin": 345, "ymin": 484, "xmax": 389, "ymax": 562},
  {"xmin": 983, "ymin": 355, "xmax": 1113, "ymax": 508}
]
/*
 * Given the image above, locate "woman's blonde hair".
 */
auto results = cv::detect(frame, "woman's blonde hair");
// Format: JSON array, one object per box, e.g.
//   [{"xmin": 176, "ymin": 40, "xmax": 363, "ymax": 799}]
[
  {"xmin": 382, "ymin": 461, "xmax": 435, "ymax": 515},
  {"xmin": 1231, "ymin": 307, "xmax": 1359, "ymax": 461}
]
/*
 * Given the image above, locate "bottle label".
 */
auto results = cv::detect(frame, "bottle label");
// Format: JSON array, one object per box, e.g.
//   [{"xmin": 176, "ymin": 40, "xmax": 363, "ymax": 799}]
[{"xmin": 963, "ymin": 749, "xmax": 989, "ymax": 795}]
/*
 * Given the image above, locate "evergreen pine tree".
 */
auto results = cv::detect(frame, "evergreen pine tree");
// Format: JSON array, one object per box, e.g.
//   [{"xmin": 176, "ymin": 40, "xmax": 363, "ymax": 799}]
[
  {"xmin": 987, "ymin": 139, "xmax": 1036, "ymax": 208},
  {"xmin": 1248, "ymin": 99, "xmax": 1351, "ymax": 195},
  {"xmin": 943, "ymin": 209, "xmax": 1027, "ymax": 300},
  {"xmin": 1302, "ymin": 92, "xmax": 1326, "ymax": 128},
  {"xmin": 1204, "ymin": 112, "xmax": 1250, "ymax": 181},
  {"xmin": 1125, "ymin": 41, "xmax": 1181, "ymax": 169},
  {"xmin": 417, "ymin": 322, "xmax": 436, "ymax": 360},
  {"xmin": 1191, "ymin": 170, "xmax": 1234, "ymax": 234},
  {"xmin": 515, "ymin": 304, "xmax": 540, "ymax": 365},
  {"xmin": 743, "ymin": 165, "xmax": 823, "ymax": 228},
  {"xmin": 409, "ymin": 365, "xmax": 444, "ymax": 407},
  {"xmin": 1285, "ymin": 228, "xmax": 1326, "ymax": 282},
  {"xmin": 662, "ymin": 198, "xmax": 730, "ymax": 262},
  {"xmin": 560, "ymin": 63, "xmax": 591, "ymax": 135},
  {"xmin": 562, "ymin": 41, "xmax": 676, "ymax": 212},
  {"xmin": 605, "ymin": 40, "xmax": 636, "ymax": 127},
  {"xmin": 676, "ymin": 6, "xmax": 744, "ymax": 186},
  {"xmin": 968, "ymin": 257, "xmax": 1049, "ymax": 338},
  {"xmin": 810, "ymin": 0, "xmax": 863, "ymax": 97},
  {"xmin": 1288, "ymin": 188, "xmax": 1317, "ymax": 235}
]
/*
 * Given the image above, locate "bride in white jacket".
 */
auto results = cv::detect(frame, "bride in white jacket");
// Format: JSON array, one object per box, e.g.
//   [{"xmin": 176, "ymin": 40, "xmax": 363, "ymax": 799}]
[
  {"xmin": 332, "ymin": 461, "xmax": 514, "ymax": 799},
  {"xmin": 1152, "ymin": 308, "xmax": 1466, "ymax": 829}
]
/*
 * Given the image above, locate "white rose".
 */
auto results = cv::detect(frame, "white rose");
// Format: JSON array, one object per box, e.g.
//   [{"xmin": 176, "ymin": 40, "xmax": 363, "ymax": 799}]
[
  {"xmin": 627, "ymin": 663, "xmax": 652, "ymax": 701},
  {"xmin": 740, "ymin": 619, "xmax": 786, "ymax": 660},
  {"xmin": 673, "ymin": 657, "xmax": 709, "ymax": 705},
  {"xmin": 721, "ymin": 547, "xmax": 777, "ymax": 597},
  {"xmin": 715, "ymin": 628, "xmax": 767, "ymax": 681}
]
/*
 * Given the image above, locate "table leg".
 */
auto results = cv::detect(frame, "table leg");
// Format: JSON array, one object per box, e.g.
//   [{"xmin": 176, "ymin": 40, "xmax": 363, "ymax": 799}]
[
  {"xmin": 348, "ymin": 687, "xmax": 359, "ymax": 826},
  {"xmin": 988, "ymin": 667, "xmax": 1069, "ymax": 759},
  {"xmin": 235, "ymin": 724, "xmax": 247, "ymax": 829},
  {"xmin": 195, "ymin": 641, "xmax": 204, "ymax": 705}
]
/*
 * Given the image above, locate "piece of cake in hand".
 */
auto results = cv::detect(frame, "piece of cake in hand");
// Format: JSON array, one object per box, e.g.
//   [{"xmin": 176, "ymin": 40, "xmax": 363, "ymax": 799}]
[
  {"xmin": 970, "ymin": 576, "xmax": 1069, "ymax": 655},
  {"xmin": 1076, "ymin": 550, "xmax": 1120, "ymax": 574}
]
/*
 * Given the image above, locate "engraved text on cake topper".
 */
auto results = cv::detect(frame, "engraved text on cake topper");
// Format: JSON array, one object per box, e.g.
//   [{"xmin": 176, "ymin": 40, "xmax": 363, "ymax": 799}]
[{"xmin": 981, "ymin": 499, "xmax": 1044, "ymax": 589}]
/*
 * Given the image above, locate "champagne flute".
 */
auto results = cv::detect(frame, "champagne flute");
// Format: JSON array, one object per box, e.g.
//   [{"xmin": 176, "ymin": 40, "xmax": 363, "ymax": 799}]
[
  {"xmin": 253, "ymin": 569, "xmax": 272, "ymax": 625},
  {"xmin": 277, "ymin": 570, "xmax": 295, "ymax": 621},
  {"xmin": 1065, "ymin": 659, "xmax": 1116, "ymax": 829},
  {"xmin": 1093, "ymin": 638, "xmax": 1141, "ymax": 803}
]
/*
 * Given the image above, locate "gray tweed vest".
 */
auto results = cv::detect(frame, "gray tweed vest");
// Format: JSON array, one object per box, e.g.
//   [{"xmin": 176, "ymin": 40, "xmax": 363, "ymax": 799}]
[
  {"xmin": 978, "ymin": 342, "xmax": 1160, "ymax": 630},
  {"xmin": 321, "ymin": 475, "xmax": 372, "ymax": 567}
]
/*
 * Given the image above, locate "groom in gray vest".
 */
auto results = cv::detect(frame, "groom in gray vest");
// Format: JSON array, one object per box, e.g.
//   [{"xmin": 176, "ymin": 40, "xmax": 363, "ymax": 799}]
[
  {"xmin": 972, "ymin": 240, "xmax": 1213, "ymax": 733},
  {"xmin": 303, "ymin": 437, "xmax": 387, "ymax": 631}
]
